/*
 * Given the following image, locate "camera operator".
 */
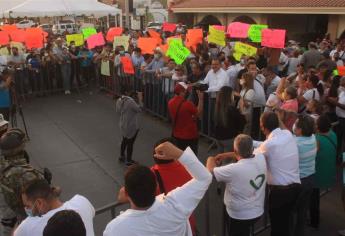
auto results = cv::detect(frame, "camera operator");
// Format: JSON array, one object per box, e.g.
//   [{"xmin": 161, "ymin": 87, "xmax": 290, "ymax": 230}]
[
  {"xmin": 7, "ymin": 47, "xmax": 26, "ymax": 97},
  {"xmin": 0, "ymin": 70, "xmax": 12, "ymax": 121}
]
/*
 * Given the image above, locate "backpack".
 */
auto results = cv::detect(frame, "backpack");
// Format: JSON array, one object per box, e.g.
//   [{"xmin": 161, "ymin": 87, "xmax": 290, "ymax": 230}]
[{"xmin": 0, "ymin": 163, "xmax": 44, "ymax": 217}]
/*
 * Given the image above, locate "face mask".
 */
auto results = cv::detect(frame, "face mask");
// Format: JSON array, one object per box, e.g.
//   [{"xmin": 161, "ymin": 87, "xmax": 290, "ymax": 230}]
[
  {"xmin": 25, "ymin": 207, "xmax": 34, "ymax": 217},
  {"xmin": 154, "ymin": 54, "xmax": 160, "ymax": 59},
  {"xmin": 240, "ymin": 59, "xmax": 245, "ymax": 65},
  {"xmin": 119, "ymin": 51, "xmax": 125, "ymax": 55}
]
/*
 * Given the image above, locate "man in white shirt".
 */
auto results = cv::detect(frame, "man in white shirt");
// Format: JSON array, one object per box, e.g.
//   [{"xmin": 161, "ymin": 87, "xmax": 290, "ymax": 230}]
[
  {"xmin": 104, "ymin": 142, "xmax": 212, "ymax": 236},
  {"xmin": 207, "ymin": 134, "xmax": 267, "ymax": 236},
  {"xmin": 202, "ymin": 59, "xmax": 229, "ymax": 94},
  {"xmin": 14, "ymin": 180, "xmax": 95, "ymax": 236},
  {"xmin": 254, "ymin": 112, "xmax": 301, "ymax": 236}
]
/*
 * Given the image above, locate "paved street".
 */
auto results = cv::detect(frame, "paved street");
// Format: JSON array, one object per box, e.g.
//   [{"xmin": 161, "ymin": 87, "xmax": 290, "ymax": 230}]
[{"xmin": 17, "ymin": 91, "xmax": 345, "ymax": 236}]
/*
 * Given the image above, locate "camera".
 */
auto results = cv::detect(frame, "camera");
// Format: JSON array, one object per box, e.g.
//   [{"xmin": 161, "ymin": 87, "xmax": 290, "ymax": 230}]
[{"xmin": 192, "ymin": 83, "xmax": 208, "ymax": 92}]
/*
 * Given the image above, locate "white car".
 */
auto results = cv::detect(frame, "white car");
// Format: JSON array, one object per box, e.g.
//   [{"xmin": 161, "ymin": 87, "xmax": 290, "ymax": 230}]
[
  {"xmin": 52, "ymin": 23, "xmax": 77, "ymax": 35},
  {"xmin": 16, "ymin": 20, "xmax": 36, "ymax": 29},
  {"xmin": 146, "ymin": 22, "xmax": 162, "ymax": 31},
  {"xmin": 38, "ymin": 24, "xmax": 52, "ymax": 33}
]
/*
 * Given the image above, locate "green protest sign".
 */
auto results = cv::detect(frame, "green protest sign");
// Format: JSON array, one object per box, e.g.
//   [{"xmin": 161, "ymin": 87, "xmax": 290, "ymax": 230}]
[
  {"xmin": 113, "ymin": 35, "xmax": 130, "ymax": 50},
  {"xmin": 166, "ymin": 39, "xmax": 190, "ymax": 65},
  {"xmin": 333, "ymin": 69, "xmax": 339, "ymax": 76},
  {"xmin": 82, "ymin": 28, "xmax": 97, "ymax": 40},
  {"xmin": 248, "ymin": 24, "xmax": 268, "ymax": 43}
]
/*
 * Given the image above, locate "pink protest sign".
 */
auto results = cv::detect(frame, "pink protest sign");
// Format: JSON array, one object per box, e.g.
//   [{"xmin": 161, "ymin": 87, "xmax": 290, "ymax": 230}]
[
  {"xmin": 87, "ymin": 32, "xmax": 105, "ymax": 49},
  {"xmin": 162, "ymin": 22, "xmax": 177, "ymax": 33},
  {"xmin": 261, "ymin": 29, "xmax": 286, "ymax": 49},
  {"xmin": 227, "ymin": 22, "xmax": 250, "ymax": 38}
]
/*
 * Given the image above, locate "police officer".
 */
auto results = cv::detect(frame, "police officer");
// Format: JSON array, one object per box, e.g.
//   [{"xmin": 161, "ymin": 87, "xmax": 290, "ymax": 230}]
[{"xmin": 0, "ymin": 128, "xmax": 44, "ymax": 236}]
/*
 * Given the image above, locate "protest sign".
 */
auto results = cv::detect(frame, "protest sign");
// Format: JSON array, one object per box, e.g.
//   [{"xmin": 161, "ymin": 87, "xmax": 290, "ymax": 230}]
[
  {"xmin": 261, "ymin": 29, "xmax": 286, "ymax": 49},
  {"xmin": 212, "ymin": 25, "xmax": 225, "ymax": 31},
  {"xmin": 101, "ymin": 60, "xmax": 111, "ymax": 76},
  {"xmin": 162, "ymin": 22, "xmax": 177, "ymax": 33},
  {"xmin": 138, "ymin": 37, "xmax": 158, "ymax": 54},
  {"xmin": 87, "ymin": 33, "xmax": 105, "ymax": 49},
  {"xmin": 208, "ymin": 25, "xmax": 225, "ymax": 46},
  {"xmin": 227, "ymin": 22, "xmax": 250, "ymax": 38},
  {"xmin": 9, "ymin": 30, "xmax": 26, "ymax": 43},
  {"xmin": 248, "ymin": 24, "xmax": 268, "ymax": 42},
  {"xmin": 166, "ymin": 39, "xmax": 190, "ymax": 65},
  {"xmin": 25, "ymin": 30, "xmax": 44, "ymax": 49},
  {"xmin": 338, "ymin": 66, "xmax": 345, "ymax": 76},
  {"xmin": 66, "ymin": 34, "xmax": 84, "ymax": 46},
  {"xmin": 121, "ymin": 56, "xmax": 135, "ymax": 74},
  {"xmin": 167, "ymin": 36, "xmax": 182, "ymax": 44},
  {"xmin": 148, "ymin": 30, "xmax": 162, "ymax": 44},
  {"xmin": 233, "ymin": 42, "xmax": 257, "ymax": 61},
  {"xmin": 333, "ymin": 69, "xmax": 339, "ymax": 76},
  {"xmin": 113, "ymin": 35, "xmax": 130, "ymax": 50},
  {"xmin": 186, "ymin": 28, "xmax": 203, "ymax": 50},
  {"xmin": 0, "ymin": 32, "xmax": 9, "ymax": 46},
  {"xmin": 82, "ymin": 27, "xmax": 97, "ymax": 39},
  {"xmin": 106, "ymin": 27, "xmax": 123, "ymax": 42},
  {"xmin": 1, "ymin": 24, "xmax": 17, "ymax": 32}
]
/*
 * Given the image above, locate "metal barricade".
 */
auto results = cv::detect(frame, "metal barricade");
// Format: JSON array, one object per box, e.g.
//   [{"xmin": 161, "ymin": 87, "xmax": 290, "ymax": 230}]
[{"xmin": 95, "ymin": 202, "xmax": 127, "ymax": 219}]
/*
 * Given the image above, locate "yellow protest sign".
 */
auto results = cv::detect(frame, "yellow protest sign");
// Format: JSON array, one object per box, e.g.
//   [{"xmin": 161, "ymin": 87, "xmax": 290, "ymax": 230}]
[
  {"xmin": 113, "ymin": 35, "xmax": 130, "ymax": 50},
  {"xmin": 233, "ymin": 42, "xmax": 257, "ymax": 61},
  {"xmin": 66, "ymin": 34, "xmax": 84, "ymax": 47},
  {"xmin": 208, "ymin": 26, "xmax": 225, "ymax": 46}
]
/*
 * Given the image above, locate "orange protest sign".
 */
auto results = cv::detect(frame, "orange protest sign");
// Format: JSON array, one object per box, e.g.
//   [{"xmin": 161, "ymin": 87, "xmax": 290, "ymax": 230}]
[
  {"xmin": 0, "ymin": 32, "xmax": 10, "ymax": 46},
  {"xmin": 9, "ymin": 29, "xmax": 26, "ymax": 42},
  {"xmin": 106, "ymin": 27, "xmax": 123, "ymax": 42},
  {"xmin": 148, "ymin": 30, "xmax": 162, "ymax": 44},
  {"xmin": 1, "ymin": 24, "xmax": 17, "ymax": 32},
  {"xmin": 186, "ymin": 28, "xmax": 203, "ymax": 50},
  {"xmin": 337, "ymin": 66, "xmax": 345, "ymax": 76},
  {"xmin": 138, "ymin": 37, "xmax": 158, "ymax": 54},
  {"xmin": 25, "ymin": 31, "xmax": 44, "ymax": 49},
  {"xmin": 159, "ymin": 44, "xmax": 169, "ymax": 55},
  {"xmin": 121, "ymin": 56, "xmax": 135, "ymax": 74}
]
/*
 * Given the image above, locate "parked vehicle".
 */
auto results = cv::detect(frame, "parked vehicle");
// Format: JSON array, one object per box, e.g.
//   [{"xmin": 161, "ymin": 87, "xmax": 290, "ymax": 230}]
[
  {"xmin": 16, "ymin": 20, "xmax": 36, "ymax": 29},
  {"xmin": 38, "ymin": 24, "xmax": 52, "ymax": 33},
  {"xmin": 52, "ymin": 23, "xmax": 77, "ymax": 35}
]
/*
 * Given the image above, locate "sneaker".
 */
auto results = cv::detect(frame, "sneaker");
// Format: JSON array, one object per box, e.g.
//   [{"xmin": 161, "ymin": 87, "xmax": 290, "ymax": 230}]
[
  {"xmin": 338, "ymin": 229, "xmax": 345, "ymax": 236},
  {"xmin": 65, "ymin": 90, "xmax": 71, "ymax": 95},
  {"xmin": 118, "ymin": 156, "xmax": 125, "ymax": 162}
]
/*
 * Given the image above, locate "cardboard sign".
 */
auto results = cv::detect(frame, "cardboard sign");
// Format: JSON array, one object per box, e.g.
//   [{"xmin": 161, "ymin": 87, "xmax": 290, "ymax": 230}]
[
  {"xmin": 227, "ymin": 22, "xmax": 250, "ymax": 38},
  {"xmin": 82, "ymin": 27, "xmax": 97, "ymax": 39},
  {"xmin": 0, "ymin": 32, "xmax": 10, "ymax": 46},
  {"xmin": 162, "ymin": 22, "xmax": 177, "ymax": 33},
  {"xmin": 138, "ymin": 37, "xmax": 158, "ymax": 54},
  {"xmin": 9, "ymin": 30, "xmax": 26, "ymax": 42},
  {"xmin": 186, "ymin": 28, "xmax": 203, "ymax": 50},
  {"xmin": 166, "ymin": 39, "xmax": 190, "ymax": 65},
  {"xmin": 233, "ymin": 42, "xmax": 257, "ymax": 61},
  {"xmin": 106, "ymin": 27, "xmax": 123, "ymax": 42},
  {"xmin": 66, "ymin": 34, "xmax": 84, "ymax": 46},
  {"xmin": 261, "ymin": 29, "xmax": 286, "ymax": 49},
  {"xmin": 148, "ymin": 30, "xmax": 162, "ymax": 44},
  {"xmin": 87, "ymin": 32, "xmax": 105, "ymax": 49},
  {"xmin": 101, "ymin": 60, "xmax": 110, "ymax": 76},
  {"xmin": 208, "ymin": 25, "xmax": 225, "ymax": 46},
  {"xmin": 113, "ymin": 35, "xmax": 130, "ymax": 50},
  {"xmin": 248, "ymin": 24, "xmax": 268, "ymax": 43},
  {"xmin": 338, "ymin": 66, "xmax": 345, "ymax": 76},
  {"xmin": 25, "ymin": 30, "xmax": 44, "ymax": 49},
  {"xmin": 120, "ymin": 56, "xmax": 135, "ymax": 74},
  {"xmin": 1, "ymin": 24, "xmax": 17, "ymax": 32}
]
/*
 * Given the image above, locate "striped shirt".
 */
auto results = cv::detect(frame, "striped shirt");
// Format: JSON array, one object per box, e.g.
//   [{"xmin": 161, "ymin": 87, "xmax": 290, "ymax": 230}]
[{"xmin": 295, "ymin": 135, "xmax": 317, "ymax": 179}]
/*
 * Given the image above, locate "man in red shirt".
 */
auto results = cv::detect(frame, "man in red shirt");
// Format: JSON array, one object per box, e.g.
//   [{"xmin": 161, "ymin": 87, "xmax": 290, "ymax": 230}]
[{"xmin": 168, "ymin": 82, "xmax": 204, "ymax": 154}]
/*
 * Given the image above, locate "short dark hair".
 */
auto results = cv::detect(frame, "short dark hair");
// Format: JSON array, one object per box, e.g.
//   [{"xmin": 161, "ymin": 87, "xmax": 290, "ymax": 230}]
[
  {"xmin": 125, "ymin": 165, "xmax": 157, "ymax": 208},
  {"xmin": 260, "ymin": 112, "xmax": 279, "ymax": 132},
  {"xmin": 22, "ymin": 179, "xmax": 55, "ymax": 201},
  {"xmin": 247, "ymin": 61, "xmax": 256, "ymax": 68},
  {"xmin": 153, "ymin": 138, "xmax": 176, "ymax": 164},
  {"xmin": 296, "ymin": 115, "xmax": 315, "ymax": 137},
  {"xmin": 43, "ymin": 210, "xmax": 86, "ymax": 236},
  {"xmin": 316, "ymin": 114, "xmax": 331, "ymax": 133}
]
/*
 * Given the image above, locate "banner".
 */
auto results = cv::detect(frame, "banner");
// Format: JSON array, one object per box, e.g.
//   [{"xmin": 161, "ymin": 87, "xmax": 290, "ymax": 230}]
[
  {"xmin": 138, "ymin": 37, "xmax": 158, "ymax": 54},
  {"xmin": 121, "ymin": 56, "xmax": 135, "ymax": 74},
  {"xmin": 106, "ymin": 27, "xmax": 123, "ymax": 42},
  {"xmin": 261, "ymin": 29, "xmax": 286, "ymax": 49},
  {"xmin": 87, "ymin": 33, "xmax": 105, "ymax": 49},
  {"xmin": 208, "ymin": 25, "xmax": 225, "ymax": 46},
  {"xmin": 227, "ymin": 22, "xmax": 250, "ymax": 38},
  {"xmin": 101, "ymin": 60, "xmax": 110, "ymax": 76},
  {"xmin": 113, "ymin": 35, "xmax": 130, "ymax": 50},
  {"xmin": 66, "ymin": 34, "xmax": 84, "ymax": 46},
  {"xmin": 162, "ymin": 22, "xmax": 177, "ymax": 33},
  {"xmin": 233, "ymin": 42, "xmax": 257, "ymax": 61},
  {"xmin": 166, "ymin": 39, "xmax": 190, "ymax": 65},
  {"xmin": 82, "ymin": 27, "xmax": 97, "ymax": 39},
  {"xmin": 0, "ymin": 32, "xmax": 9, "ymax": 46},
  {"xmin": 248, "ymin": 24, "xmax": 268, "ymax": 43}
]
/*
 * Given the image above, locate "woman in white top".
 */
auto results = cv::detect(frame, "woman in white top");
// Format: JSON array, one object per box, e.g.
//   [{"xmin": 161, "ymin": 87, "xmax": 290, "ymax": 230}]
[
  {"xmin": 172, "ymin": 65, "xmax": 187, "ymax": 82},
  {"xmin": 238, "ymin": 72, "xmax": 255, "ymax": 135},
  {"xmin": 298, "ymin": 75, "xmax": 323, "ymax": 112}
]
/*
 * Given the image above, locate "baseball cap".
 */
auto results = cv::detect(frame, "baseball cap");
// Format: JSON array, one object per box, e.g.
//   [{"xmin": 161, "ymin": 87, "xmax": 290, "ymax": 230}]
[{"xmin": 0, "ymin": 114, "xmax": 8, "ymax": 127}]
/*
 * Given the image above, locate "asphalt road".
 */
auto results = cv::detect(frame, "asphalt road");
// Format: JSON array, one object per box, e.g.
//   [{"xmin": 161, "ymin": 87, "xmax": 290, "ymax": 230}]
[{"xmin": 17, "ymin": 91, "xmax": 345, "ymax": 236}]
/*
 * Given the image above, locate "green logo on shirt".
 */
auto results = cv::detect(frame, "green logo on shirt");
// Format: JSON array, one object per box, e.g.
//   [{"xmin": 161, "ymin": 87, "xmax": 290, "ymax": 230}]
[{"xmin": 250, "ymin": 174, "xmax": 265, "ymax": 190}]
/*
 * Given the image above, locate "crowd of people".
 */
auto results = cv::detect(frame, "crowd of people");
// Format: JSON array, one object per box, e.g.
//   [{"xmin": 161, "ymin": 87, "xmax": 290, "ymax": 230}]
[{"xmin": 0, "ymin": 23, "xmax": 345, "ymax": 236}]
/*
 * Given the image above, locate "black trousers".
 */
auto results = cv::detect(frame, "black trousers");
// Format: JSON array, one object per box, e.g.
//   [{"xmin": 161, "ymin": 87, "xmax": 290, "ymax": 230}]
[
  {"xmin": 269, "ymin": 184, "xmax": 301, "ymax": 236},
  {"xmin": 226, "ymin": 214, "xmax": 260, "ymax": 236},
  {"xmin": 309, "ymin": 188, "xmax": 320, "ymax": 228},
  {"xmin": 173, "ymin": 137, "xmax": 199, "ymax": 155},
  {"xmin": 251, "ymin": 107, "xmax": 262, "ymax": 140},
  {"xmin": 120, "ymin": 130, "xmax": 139, "ymax": 162},
  {"xmin": 0, "ymin": 107, "xmax": 10, "ymax": 121}
]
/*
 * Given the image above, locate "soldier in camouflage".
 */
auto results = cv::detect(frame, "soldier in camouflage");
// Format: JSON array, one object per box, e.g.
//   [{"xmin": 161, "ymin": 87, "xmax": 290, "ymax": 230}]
[{"xmin": 0, "ymin": 128, "xmax": 44, "ymax": 236}]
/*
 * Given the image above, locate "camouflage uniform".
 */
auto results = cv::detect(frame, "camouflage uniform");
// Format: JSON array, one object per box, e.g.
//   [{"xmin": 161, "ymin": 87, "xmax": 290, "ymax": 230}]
[{"xmin": 0, "ymin": 152, "xmax": 43, "ymax": 236}]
